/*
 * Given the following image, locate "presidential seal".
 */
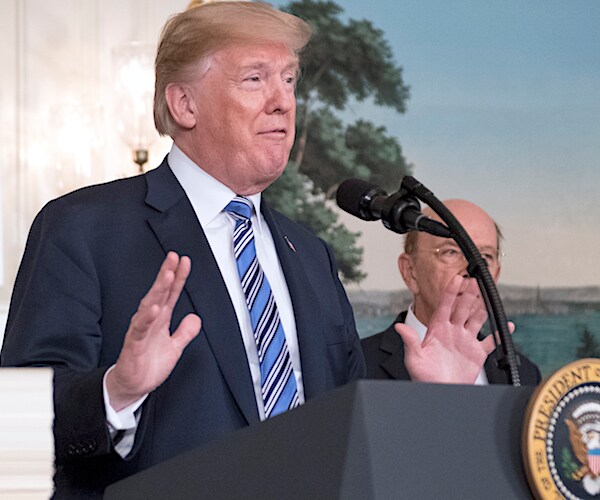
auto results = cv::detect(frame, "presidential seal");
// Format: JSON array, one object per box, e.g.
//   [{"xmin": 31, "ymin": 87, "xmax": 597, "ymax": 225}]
[{"xmin": 523, "ymin": 358, "xmax": 600, "ymax": 499}]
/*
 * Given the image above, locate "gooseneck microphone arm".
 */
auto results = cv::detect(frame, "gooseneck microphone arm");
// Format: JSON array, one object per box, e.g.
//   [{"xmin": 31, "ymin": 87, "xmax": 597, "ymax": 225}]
[{"xmin": 400, "ymin": 176, "xmax": 521, "ymax": 387}]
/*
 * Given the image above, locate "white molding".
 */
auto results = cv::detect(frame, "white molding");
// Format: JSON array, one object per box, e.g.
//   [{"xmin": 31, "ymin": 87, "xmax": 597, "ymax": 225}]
[
  {"xmin": 0, "ymin": 305, "xmax": 7, "ymax": 348},
  {"xmin": 0, "ymin": 0, "xmax": 186, "ymax": 304}
]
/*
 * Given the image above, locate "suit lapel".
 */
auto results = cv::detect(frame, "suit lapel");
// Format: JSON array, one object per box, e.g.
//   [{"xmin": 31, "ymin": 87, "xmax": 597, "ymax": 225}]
[
  {"xmin": 484, "ymin": 350, "xmax": 511, "ymax": 385},
  {"xmin": 379, "ymin": 312, "xmax": 411, "ymax": 380},
  {"xmin": 261, "ymin": 204, "xmax": 329, "ymax": 399},
  {"xmin": 144, "ymin": 162, "xmax": 259, "ymax": 425}
]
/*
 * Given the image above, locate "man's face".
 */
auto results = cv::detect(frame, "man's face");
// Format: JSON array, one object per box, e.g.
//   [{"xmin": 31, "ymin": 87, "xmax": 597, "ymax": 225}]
[
  {"xmin": 399, "ymin": 200, "xmax": 502, "ymax": 326},
  {"xmin": 180, "ymin": 43, "xmax": 298, "ymax": 195}
]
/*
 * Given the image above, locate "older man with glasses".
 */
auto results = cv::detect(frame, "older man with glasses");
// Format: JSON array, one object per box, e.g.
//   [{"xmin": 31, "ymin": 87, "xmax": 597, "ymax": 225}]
[{"xmin": 361, "ymin": 199, "xmax": 541, "ymax": 385}]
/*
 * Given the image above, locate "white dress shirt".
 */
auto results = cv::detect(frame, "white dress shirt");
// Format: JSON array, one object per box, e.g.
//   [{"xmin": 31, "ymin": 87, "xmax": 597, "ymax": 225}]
[
  {"xmin": 405, "ymin": 305, "xmax": 489, "ymax": 385},
  {"xmin": 104, "ymin": 144, "xmax": 305, "ymax": 456},
  {"xmin": 167, "ymin": 144, "xmax": 305, "ymax": 415}
]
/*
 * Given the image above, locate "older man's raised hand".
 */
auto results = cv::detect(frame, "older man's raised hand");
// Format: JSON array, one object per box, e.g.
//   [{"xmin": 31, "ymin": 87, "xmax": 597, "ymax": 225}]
[{"xmin": 395, "ymin": 275, "xmax": 502, "ymax": 384}]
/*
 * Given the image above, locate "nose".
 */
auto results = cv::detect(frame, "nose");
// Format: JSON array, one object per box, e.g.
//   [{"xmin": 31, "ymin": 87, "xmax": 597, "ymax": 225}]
[
  {"xmin": 458, "ymin": 255, "xmax": 469, "ymax": 278},
  {"xmin": 266, "ymin": 81, "xmax": 295, "ymax": 114}
]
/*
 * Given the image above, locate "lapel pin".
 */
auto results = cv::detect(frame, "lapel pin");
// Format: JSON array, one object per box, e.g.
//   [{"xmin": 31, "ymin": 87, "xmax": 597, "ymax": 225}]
[{"xmin": 284, "ymin": 235, "xmax": 296, "ymax": 253}]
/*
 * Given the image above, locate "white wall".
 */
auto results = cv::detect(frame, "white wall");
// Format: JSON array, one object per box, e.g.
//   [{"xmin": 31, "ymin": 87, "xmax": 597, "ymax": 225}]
[
  {"xmin": 0, "ymin": 0, "xmax": 189, "ymax": 347},
  {"xmin": 0, "ymin": 310, "xmax": 6, "ymax": 347}
]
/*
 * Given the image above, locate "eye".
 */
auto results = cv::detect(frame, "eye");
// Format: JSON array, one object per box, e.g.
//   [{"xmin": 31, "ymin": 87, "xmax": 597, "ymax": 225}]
[
  {"xmin": 282, "ymin": 71, "xmax": 298, "ymax": 86},
  {"xmin": 244, "ymin": 75, "xmax": 261, "ymax": 82},
  {"xmin": 440, "ymin": 247, "xmax": 460, "ymax": 257},
  {"xmin": 482, "ymin": 253, "xmax": 496, "ymax": 265}
]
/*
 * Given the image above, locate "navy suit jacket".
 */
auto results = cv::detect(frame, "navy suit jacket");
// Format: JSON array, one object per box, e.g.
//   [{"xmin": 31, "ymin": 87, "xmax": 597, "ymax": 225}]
[
  {"xmin": 361, "ymin": 311, "xmax": 541, "ymax": 385},
  {"xmin": 0, "ymin": 160, "xmax": 365, "ymax": 498}
]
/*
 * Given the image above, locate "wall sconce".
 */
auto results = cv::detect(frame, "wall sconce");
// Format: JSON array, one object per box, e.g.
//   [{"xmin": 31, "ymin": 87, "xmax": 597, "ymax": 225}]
[{"xmin": 112, "ymin": 42, "xmax": 158, "ymax": 173}]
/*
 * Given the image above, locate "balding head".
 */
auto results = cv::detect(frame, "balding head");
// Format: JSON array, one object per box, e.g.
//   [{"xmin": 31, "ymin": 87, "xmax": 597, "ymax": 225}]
[
  {"xmin": 398, "ymin": 199, "xmax": 502, "ymax": 325},
  {"xmin": 404, "ymin": 199, "xmax": 503, "ymax": 255}
]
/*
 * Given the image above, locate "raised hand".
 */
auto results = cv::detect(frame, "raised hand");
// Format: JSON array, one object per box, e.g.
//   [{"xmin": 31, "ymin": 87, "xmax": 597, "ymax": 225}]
[
  {"xmin": 395, "ymin": 275, "xmax": 497, "ymax": 384},
  {"xmin": 106, "ymin": 252, "xmax": 201, "ymax": 411}
]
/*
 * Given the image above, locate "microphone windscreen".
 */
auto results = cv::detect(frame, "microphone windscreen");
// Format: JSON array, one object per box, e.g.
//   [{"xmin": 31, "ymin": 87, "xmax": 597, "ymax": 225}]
[{"xmin": 336, "ymin": 178, "xmax": 379, "ymax": 218}]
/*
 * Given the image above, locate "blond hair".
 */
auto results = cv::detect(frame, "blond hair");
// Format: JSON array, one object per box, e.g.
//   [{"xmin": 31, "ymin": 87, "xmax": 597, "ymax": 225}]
[{"xmin": 154, "ymin": 1, "xmax": 312, "ymax": 137}]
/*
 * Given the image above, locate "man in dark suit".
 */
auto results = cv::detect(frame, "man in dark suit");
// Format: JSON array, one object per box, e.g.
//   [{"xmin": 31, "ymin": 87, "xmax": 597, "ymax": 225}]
[
  {"xmin": 0, "ymin": 3, "xmax": 508, "ymax": 498},
  {"xmin": 361, "ymin": 199, "xmax": 541, "ymax": 385},
  {"xmin": 0, "ymin": 3, "xmax": 365, "ymax": 497}
]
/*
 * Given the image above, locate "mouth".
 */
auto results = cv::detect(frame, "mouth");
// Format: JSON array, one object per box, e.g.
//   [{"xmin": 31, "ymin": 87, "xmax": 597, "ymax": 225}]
[{"xmin": 258, "ymin": 128, "xmax": 287, "ymax": 138}]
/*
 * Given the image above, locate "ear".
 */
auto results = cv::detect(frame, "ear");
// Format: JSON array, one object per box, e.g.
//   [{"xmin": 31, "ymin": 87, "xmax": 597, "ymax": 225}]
[
  {"xmin": 165, "ymin": 83, "xmax": 197, "ymax": 130},
  {"xmin": 398, "ymin": 253, "xmax": 419, "ymax": 295}
]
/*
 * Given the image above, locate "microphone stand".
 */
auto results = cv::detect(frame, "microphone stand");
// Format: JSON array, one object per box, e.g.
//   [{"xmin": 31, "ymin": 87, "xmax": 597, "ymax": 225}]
[{"xmin": 400, "ymin": 176, "xmax": 522, "ymax": 387}]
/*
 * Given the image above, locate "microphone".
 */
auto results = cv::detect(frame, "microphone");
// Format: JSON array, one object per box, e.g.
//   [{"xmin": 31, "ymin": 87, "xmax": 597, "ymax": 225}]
[{"xmin": 336, "ymin": 178, "xmax": 452, "ymax": 237}]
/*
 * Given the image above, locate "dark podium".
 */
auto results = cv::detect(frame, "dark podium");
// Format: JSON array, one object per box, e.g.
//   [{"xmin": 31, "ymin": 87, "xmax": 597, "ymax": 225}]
[{"xmin": 104, "ymin": 380, "xmax": 536, "ymax": 499}]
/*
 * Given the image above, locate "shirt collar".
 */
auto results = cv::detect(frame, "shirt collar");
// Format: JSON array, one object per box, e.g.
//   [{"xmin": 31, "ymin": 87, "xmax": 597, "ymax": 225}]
[
  {"xmin": 167, "ymin": 144, "xmax": 264, "ymax": 230},
  {"xmin": 405, "ymin": 304, "xmax": 428, "ymax": 343}
]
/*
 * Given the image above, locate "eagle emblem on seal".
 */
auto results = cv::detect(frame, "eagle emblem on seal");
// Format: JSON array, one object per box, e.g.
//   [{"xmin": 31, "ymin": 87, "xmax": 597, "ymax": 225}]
[{"xmin": 566, "ymin": 401, "xmax": 600, "ymax": 496}]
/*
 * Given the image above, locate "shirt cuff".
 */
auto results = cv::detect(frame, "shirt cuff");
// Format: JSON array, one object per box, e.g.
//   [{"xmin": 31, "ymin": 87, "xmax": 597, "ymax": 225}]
[{"xmin": 103, "ymin": 365, "xmax": 148, "ymax": 430}]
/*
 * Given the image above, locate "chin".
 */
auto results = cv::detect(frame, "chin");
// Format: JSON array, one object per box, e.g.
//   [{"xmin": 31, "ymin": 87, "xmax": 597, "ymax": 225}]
[
  {"xmin": 257, "ymin": 168, "xmax": 287, "ymax": 192},
  {"xmin": 262, "ymin": 155, "xmax": 289, "ymax": 178},
  {"xmin": 234, "ymin": 166, "xmax": 286, "ymax": 196}
]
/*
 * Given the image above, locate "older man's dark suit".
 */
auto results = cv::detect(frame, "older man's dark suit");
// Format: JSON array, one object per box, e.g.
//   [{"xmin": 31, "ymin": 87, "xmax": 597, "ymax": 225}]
[
  {"xmin": 0, "ymin": 160, "xmax": 365, "ymax": 497},
  {"xmin": 361, "ymin": 312, "xmax": 541, "ymax": 384}
]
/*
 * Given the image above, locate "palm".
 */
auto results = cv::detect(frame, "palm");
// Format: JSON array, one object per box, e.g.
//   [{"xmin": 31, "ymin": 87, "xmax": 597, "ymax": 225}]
[
  {"xmin": 397, "ymin": 276, "xmax": 494, "ymax": 384},
  {"xmin": 400, "ymin": 319, "xmax": 488, "ymax": 384},
  {"xmin": 107, "ymin": 252, "xmax": 201, "ymax": 411}
]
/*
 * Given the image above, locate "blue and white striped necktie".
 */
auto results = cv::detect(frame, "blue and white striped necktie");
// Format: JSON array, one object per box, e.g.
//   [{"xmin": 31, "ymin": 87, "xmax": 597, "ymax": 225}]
[{"xmin": 225, "ymin": 196, "xmax": 299, "ymax": 418}]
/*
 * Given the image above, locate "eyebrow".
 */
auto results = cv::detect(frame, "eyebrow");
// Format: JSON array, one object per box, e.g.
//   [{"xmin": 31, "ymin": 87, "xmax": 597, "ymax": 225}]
[
  {"xmin": 439, "ymin": 242, "xmax": 497, "ymax": 254},
  {"xmin": 478, "ymin": 245, "xmax": 498, "ymax": 253},
  {"xmin": 238, "ymin": 60, "xmax": 300, "ymax": 75}
]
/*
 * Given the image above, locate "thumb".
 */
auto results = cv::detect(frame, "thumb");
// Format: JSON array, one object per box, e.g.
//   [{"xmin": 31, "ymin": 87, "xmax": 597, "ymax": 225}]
[
  {"xmin": 482, "ymin": 320, "xmax": 515, "ymax": 354},
  {"xmin": 484, "ymin": 321, "xmax": 515, "ymax": 353},
  {"xmin": 171, "ymin": 314, "xmax": 202, "ymax": 352},
  {"xmin": 480, "ymin": 335, "xmax": 497, "ymax": 356},
  {"xmin": 394, "ymin": 322, "xmax": 421, "ymax": 353}
]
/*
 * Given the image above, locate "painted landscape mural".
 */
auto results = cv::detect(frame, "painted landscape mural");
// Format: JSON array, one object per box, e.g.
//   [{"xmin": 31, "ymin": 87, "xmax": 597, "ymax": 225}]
[{"xmin": 266, "ymin": 0, "xmax": 600, "ymax": 378}]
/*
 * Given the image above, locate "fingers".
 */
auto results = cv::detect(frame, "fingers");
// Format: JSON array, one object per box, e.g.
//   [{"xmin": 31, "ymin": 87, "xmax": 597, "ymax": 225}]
[
  {"xmin": 128, "ymin": 304, "xmax": 162, "ymax": 341},
  {"xmin": 166, "ymin": 255, "xmax": 192, "ymax": 310},
  {"xmin": 138, "ymin": 251, "xmax": 180, "ymax": 312},
  {"xmin": 128, "ymin": 252, "xmax": 191, "ymax": 342},
  {"xmin": 463, "ymin": 302, "xmax": 488, "ymax": 334},
  {"xmin": 430, "ymin": 275, "xmax": 463, "ymax": 324},
  {"xmin": 450, "ymin": 278, "xmax": 481, "ymax": 325},
  {"xmin": 430, "ymin": 275, "xmax": 483, "ymax": 327},
  {"xmin": 141, "ymin": 252, "xmax": 191, "ymax": 314}
]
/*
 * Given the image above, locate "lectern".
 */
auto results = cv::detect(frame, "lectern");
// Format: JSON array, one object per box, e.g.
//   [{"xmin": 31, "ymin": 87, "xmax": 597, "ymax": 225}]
[{"xmin": 104, "ymin": 380, "xmax": 535, "ymax": 499}]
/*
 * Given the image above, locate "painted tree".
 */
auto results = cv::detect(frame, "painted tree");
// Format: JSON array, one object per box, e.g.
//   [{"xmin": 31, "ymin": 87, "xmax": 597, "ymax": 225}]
[
  {"xmin": 575, "ymin": 326, "xmax": 600, "ymax": 359},
  {"xmin": 265, "ymin": 0, "xmax": 412, "ymax": 282}
]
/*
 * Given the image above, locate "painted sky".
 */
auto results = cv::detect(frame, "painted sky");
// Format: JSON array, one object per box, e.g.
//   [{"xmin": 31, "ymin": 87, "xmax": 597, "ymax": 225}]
[{"xmin": 276, "ymin": 0, "xmax": 600, "ymax": 289}]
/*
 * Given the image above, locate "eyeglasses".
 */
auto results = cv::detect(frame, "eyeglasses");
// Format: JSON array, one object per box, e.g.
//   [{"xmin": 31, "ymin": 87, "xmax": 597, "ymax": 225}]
[{"xmin": 419, "ymin": 243, "xmax": 503, "ymax": 268}]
